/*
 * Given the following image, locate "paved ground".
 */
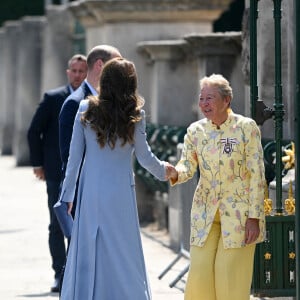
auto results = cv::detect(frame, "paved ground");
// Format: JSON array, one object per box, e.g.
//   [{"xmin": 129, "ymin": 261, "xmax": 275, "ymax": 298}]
[{"xmin": 0, "ymin": 155, "xmax": 294, "ymax": 300}]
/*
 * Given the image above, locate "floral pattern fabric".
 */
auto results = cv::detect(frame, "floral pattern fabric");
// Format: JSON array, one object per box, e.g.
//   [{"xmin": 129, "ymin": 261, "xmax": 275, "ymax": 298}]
[{"xmin": 171, "ymin": 110, "xmax": 266, "ymax": 249}]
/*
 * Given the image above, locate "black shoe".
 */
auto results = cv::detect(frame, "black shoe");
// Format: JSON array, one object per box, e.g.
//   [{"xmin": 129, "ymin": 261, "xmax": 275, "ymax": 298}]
[{"xmin": 51, "ymin": 277, "xmax": 60, "ymax": 293}]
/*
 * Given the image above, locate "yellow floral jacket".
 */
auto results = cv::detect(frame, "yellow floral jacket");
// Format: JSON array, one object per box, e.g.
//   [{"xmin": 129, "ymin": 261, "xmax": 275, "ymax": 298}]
[{"xmin": 171, "ymin": 110, "xmax": 266, "ymax": 249}]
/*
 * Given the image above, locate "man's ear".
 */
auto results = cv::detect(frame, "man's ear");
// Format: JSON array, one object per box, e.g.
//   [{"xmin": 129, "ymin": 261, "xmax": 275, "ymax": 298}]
[{"xmin": 96, "ymin": 59, "xmax": 104, "ymax": 70}]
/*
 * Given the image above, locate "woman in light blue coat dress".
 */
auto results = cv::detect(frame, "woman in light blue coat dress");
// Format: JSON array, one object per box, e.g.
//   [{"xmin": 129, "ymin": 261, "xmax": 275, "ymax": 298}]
[{"xmin": 59, "ymin": 58, "xmax": 173, "ymax": 300}]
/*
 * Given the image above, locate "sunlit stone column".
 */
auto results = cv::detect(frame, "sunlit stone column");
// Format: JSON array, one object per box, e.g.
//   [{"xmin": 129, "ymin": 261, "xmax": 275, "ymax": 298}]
[
  {"xmin": 1, "ymin": 21, "xmax": 21, "ymax": 155},
  {"xmin": 14, "ymin": 17, "xmax": 46, "ymax": 166}
]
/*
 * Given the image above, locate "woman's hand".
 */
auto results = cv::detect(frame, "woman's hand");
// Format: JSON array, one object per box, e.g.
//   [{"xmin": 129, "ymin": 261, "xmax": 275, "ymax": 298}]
[
  {"xmin": 67, "ymin": 202, "xmax": 73, "ymax": 215},
  {"xmin": 245, "ymin": 218, "xmax": 260, "ymax": 244}
]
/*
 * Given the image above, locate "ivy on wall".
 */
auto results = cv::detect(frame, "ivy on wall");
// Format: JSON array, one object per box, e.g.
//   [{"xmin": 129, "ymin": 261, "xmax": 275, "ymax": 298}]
[
  {"xmin": 0, "ymin": 0, "xmax": 44, "ymax": 27},
  {"xmin": 213, "ymin": 0, "xmax": 245, "ymax": 32}
]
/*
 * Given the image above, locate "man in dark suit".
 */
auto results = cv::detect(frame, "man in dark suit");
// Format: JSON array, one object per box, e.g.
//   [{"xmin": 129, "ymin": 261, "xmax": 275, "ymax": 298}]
[
  {"xmin": 59, "ymin": 45, "xmax": 122, "ymax": 173},
  {"xmin": 27, "ymin": 54, "xmax": 87, "ymax": 293}
]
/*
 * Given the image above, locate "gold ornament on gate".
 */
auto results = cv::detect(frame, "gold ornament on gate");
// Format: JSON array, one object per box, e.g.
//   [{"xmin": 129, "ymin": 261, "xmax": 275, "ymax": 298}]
[
  {"xmin": 264, "ymin": 183, "xmax": 273, "ymax": 216},
  {"xmin": 284, "ymin": 180, "xmax": 295, "ymax": 215},
  {"xmin": 282, "ymin": 142, "xmax": 295, "ymax": 170},
  {"xmin": 264, "ymin": 252, "xmax": 272, "ymax": 260},
  {"xmin": 289, "ymin": 252, "xmax": 296, "ymax": 260}
]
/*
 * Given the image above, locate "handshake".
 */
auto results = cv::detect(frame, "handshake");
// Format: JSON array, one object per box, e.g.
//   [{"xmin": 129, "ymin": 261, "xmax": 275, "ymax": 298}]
[{"xmin": 164, "ymin": 162, "xmax": 178, "ymax": 181}]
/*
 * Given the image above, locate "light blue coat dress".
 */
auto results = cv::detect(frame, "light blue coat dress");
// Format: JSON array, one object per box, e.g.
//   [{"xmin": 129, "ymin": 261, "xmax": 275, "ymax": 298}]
[{"xmin": 59, "ymin": 100, "xmax": 166, "ymax": 300}]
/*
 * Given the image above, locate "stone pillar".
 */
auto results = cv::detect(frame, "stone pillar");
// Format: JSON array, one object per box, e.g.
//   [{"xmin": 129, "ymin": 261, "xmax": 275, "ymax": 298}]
[
  {"xmin": 0, "ymin": 29, "xmax": 5, "ymax": 152},
  {"xmin": 41, "ymin": 5, "xmax": 75, "ymax": 93},
  {"xmin": 137, "ymin": 40, "xmax": 199, "ymax": 125},
  {"xmin": 1, "ymin": 21, "xmax": 21, "ymax": 155},
  {"xmin": 168, "ymin": 145, "xmax": 197, "ymax": 251},
  {"xmin": 137, "ymin": 40, "xmax": 198, "ymax": 228},
  {"xmin": 285, "ymin": 1, "xmax": 296, "ymax": 140},
  {"xmin": 14, "ymin": 17, "xmax": 46, "ymax": 166},
  {"xmin": 245, "ymin": 0, "xmax": 295, "ymax": 140},
  {"xmin": 184, "ymin": 32, "xmax": 245, "ymax": 117}
]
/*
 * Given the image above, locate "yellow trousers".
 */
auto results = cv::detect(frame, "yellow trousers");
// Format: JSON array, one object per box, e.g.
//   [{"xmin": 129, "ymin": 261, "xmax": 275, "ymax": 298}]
[{"xmin": 184, "ymin": 213, "xmax": 256, "ymax": 300}]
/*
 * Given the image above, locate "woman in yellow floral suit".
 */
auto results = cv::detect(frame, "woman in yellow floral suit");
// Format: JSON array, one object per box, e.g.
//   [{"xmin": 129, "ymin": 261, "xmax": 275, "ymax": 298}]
[{"xmin": 167, "ymin": 74, "xmax": 265, "ymax": 300}]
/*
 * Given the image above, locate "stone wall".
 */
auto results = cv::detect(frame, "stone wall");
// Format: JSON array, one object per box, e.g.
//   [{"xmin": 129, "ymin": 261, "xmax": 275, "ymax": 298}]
[{"xmin": 68, "ymin": 0, "xmax": 230, "ymax": 119}]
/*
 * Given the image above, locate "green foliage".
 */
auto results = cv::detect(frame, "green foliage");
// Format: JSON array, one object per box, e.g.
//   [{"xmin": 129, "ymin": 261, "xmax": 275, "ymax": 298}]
[
  {"xmin": 213, "ymin": 0, "xmax": 245, "ymax": 32},
  {"xmin": 0, "ymin": 0, "xmax": 44, "ymax": 26}
]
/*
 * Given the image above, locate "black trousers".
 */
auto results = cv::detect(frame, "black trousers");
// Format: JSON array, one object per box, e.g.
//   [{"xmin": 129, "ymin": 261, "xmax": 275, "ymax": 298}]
[{"xmin": 46, "ymin": 180, "xmax": 66, "ymax": 279}]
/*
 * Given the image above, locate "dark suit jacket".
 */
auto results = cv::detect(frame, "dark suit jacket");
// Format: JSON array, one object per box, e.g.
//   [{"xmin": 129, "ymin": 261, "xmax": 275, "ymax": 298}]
[
  {"xmin": 27, "ymin": 85, "xmax": 71, "ymax": 182},
  {"xmin": 59, "ymin": 81, "xmax": 92, "ymax": 173}
]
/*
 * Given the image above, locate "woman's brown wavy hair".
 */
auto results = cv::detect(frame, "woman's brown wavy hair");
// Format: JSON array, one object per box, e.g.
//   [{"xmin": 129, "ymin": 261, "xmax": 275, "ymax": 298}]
[{"xmin": 81, "ymin": 58, "xmax": 144, "ymax": 149}]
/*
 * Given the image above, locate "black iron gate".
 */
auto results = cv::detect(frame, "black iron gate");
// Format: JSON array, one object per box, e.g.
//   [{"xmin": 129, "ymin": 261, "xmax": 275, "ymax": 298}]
[{"xmin": 250, "ymin": 0, "xmax": 300, "ymax": 298}]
